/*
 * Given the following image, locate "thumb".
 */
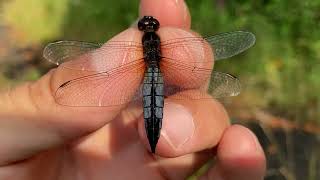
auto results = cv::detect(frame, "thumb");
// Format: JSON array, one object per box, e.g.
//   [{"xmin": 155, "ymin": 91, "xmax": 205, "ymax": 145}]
[{"xmin": 0, "ymin": 28, "xmax": 141, "ymax": 165}]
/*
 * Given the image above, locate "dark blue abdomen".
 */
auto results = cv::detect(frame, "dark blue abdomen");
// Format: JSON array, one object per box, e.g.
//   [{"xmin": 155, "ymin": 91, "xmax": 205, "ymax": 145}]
[{"xmin": 142, "ymin": 67, "xmax": 164, "ymax": 152}]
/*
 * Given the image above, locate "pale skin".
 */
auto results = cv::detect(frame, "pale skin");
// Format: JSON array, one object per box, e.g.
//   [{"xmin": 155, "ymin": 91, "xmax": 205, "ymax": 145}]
[{"xmin": 0, "ymin": 0, "xmax": 266, "ymax": 179}]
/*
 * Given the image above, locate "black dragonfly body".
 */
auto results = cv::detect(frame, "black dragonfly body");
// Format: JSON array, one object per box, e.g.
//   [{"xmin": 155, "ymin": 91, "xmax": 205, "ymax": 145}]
[
  {"xmin": 43, "ymin": 16, "xmax": 256, "ymax": 153},
  {"xmin": 139, "ymin": 16, "xmax": 164, "ymax": 153}
]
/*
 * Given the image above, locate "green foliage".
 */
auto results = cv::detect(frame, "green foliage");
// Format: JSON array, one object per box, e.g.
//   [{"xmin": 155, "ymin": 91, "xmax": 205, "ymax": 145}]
[
  {"xmin": 188, "ymin": 0, "xmax": 320, "ymax": 123},
  {"xmin": 2, "ymin": 0, "xmax": 68, "ymax": 44},
  {"xmin": 60, "ymin": 0, "xmax": 139, "ymax": 41}
]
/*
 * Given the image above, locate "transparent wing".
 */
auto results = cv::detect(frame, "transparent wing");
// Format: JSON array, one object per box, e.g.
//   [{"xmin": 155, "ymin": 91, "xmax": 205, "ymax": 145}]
[
  {"xmin": 208, "ymin": 72, "xmax": 241, "ymax": 98},
  {"xmin": 43, "ymin": 41, "xmax": 102, "ymax": 65},
  {"xmin": 161, "ymin": 31, "xmax": 256, "ymax": 61},
  {"xmin": 54, "ymin": 56, "xmax": 240, "ymax": 107},
  {"xmin": 43, "ymin": 40, "xmax": 143, "ymax": 72},
  {"xmin": 46, "ymin": 31, "xmax": 249, "ymax": 106},
  {"xmin": 157, "ymin": 31, "xmax": 251, "ymax": 99},
  {"xmin": 160, "ymin": 58, "xmax": 241, "ymax": 99},
  {"xmin": 205, "ymin": 31, "xmax": 256, "ymax": 60},
  {"xmin": 53, "ymin": 60, "xmax": 145, "ymax": 107}
]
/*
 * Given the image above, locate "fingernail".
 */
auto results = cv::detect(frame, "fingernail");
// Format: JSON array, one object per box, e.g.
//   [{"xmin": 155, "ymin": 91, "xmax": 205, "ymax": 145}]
[
  {"xmin": 177, "ymin": 0, "xmax": 188, "ymax": 21},
  {"xmin": 173, "ymin": 0, "xmax": 184, "ymax": 6},
  {"xmin": 172, "ymin": 0, "xmax": 190, "ymax": 28},
  {"xmin": 161, "ymin": 103, "xmax": 195, "ymax": 149}
]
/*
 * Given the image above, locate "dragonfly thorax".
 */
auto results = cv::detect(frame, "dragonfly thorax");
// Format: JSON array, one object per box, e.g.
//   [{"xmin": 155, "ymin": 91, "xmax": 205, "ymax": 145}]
[
  {"xmin": 142, "ymin": 32, "xmax": 161, "ymax": 65},
  {"xmin": 138, "ymin": 16, "xmax": 162, "ymax": 66}
]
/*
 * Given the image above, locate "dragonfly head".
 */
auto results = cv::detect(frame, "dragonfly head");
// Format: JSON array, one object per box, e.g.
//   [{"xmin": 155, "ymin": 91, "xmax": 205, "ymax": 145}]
[{"xmin": 138, "ymin": 16, "xmax": 160, "ymax": 32}]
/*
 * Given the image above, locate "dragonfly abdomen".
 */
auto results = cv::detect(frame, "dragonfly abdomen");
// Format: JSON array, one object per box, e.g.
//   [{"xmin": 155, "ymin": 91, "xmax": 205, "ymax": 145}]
[{"xmin": 142, "ymin": 66, "xmax": 164, "ymax": 153}]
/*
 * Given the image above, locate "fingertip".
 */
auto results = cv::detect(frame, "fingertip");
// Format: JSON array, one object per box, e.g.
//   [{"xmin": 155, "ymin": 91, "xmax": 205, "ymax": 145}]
[
  {"xmin": 209, "ymin": 125, "xmax": 266, "ymax": 180},
  {"xmin": 218, "ymin": 125, "xmax": 266, "ymax": 163},
  {"xmin": 139, "ymin": 0, "xmax": 191, "ymax": 29}
]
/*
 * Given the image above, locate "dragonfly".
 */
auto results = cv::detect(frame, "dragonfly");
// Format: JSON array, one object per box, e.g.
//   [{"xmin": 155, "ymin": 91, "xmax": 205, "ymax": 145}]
[{"xmin": 43, "ymin": 16, "xmax": 256, "ymax": 153}]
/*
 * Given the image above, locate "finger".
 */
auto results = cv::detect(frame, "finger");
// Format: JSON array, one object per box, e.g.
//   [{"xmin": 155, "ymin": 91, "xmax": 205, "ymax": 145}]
[
  {"xmin": 201, "ymin": 125, "xmax": 266, "ymax": 180},
  {"xmin": 0, "ymin": 28, "xmax": 142, "ymax": 165},
  {"xmin": 139, "ymin": 0, "xmax": 191, "ymax": 29}
]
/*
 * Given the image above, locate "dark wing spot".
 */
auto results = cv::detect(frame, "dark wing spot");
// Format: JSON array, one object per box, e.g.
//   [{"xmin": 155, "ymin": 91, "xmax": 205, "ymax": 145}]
[{"xmin": 59, "ymin": 80, "xmax": 71, "ymax": 88}]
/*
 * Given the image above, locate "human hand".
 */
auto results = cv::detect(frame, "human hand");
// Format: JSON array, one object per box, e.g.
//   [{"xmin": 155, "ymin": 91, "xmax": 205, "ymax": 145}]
[{"xmin": 0, "ymin": 0, "xmax": 266, "ymax": 179}]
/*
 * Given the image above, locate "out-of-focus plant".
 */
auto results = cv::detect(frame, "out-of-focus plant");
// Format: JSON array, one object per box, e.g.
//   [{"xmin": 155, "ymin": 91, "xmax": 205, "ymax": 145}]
[
  {"xmin": 187, "ymin": 0, "xmax": 320, "ymax": 124},
  {"xmin": 2, "ymin": 0, "xmax": 69, "ymax": 45}
]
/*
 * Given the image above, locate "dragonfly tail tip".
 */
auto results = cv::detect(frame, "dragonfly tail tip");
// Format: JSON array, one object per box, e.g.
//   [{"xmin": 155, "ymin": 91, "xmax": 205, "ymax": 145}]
[{"xmin": 150, "ymin": 143, "xmax": 156, "ymax": 153}]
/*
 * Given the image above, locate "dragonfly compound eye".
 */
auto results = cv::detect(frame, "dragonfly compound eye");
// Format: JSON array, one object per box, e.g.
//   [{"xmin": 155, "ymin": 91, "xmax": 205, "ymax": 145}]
[
  {"xmin": 151, "ymin": 19, "xmax": 160, "ymax": 31},
  {"xmin": 138, "ymin": 19, "xmax": 146, "ymax": 31}
]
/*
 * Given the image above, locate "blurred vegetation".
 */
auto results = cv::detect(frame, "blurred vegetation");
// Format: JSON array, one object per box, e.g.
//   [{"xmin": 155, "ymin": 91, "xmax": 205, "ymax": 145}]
[
  {"xmin": 2, "ymin": 0, "xmax": 68, "ymax": 45},
  {"xmin": 0, "ymin": 1, "xmax": 319, "ymax": 179},
  {"xmin": 0, "ymin": 0, "xmax": 319, "ymax": 125},
  {"xmin": 187, "ymin": 0, "xmax": 320, "ymax": 126}
]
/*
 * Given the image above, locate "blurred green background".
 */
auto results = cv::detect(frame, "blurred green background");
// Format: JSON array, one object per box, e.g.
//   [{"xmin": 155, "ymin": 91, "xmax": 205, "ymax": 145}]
[{"xmin": 0, "ymin": 0, "xmax": 319, "ymax": 179}]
